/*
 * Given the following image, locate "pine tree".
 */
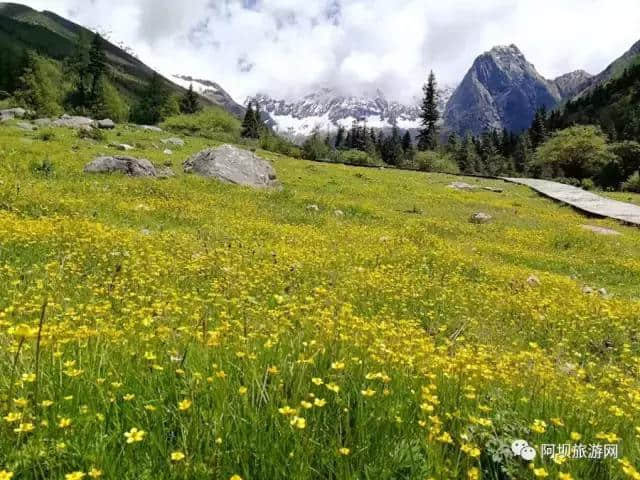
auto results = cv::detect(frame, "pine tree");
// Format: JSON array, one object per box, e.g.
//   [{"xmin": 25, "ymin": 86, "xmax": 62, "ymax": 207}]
[
  {"xmin": 513, "ymin": 133, "xmax": 533, "ymax": 174},
  {"xmin": 335, "ymin": 125, "xmax": 345, "ymax": 149},
  {"xmin": 418, "ymin": 70, "xmax": 439, "ymax": 151},
  {"xmin": 180, "ymin": 84, "xmax": 201, "ymax": 114},
  {"xmin": 456, "ymin": 134, "xmax": 480, "ymax": 174},
  {"xmin": 87, "ymin": 33, "xmax": 107, "ymax": 100},
  {"xmin": 401, "ymin": 131, "xmax": 412, "ymax": 152},
  {"xmin": 131, "ymin": 73, "xmax": 169, "ymax": 125},
  {"xmin": 530, "ymin": 107, "xmax": 547, "ymax": 148},
  {"xmin": 446, "ymin": 133, "xmax": 460, "ymax": 153},
  {"xmin": 241, "ymin": 102, "xmax": 259, "ymax": 139}
]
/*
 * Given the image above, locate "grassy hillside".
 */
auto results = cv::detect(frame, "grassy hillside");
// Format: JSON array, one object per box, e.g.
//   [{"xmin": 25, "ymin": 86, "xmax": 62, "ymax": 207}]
[
  {"xmin": 0, "ymin": 118, "xmax": 639, "ymax": 479},
  {"xmin": 0, "ymin": 3, "xmax": 236, "ymax": 117}
]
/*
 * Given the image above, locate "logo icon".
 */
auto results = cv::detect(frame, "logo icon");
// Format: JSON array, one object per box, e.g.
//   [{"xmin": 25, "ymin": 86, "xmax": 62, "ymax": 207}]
[{"xmin": 511, "ymin": 439, "xmax": 537, "ymax": 461}]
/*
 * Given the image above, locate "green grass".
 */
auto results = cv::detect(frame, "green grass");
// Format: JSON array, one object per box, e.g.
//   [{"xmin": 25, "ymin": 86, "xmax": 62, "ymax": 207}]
[{"xmin": 0, "ymin": 120, "xmax": 639, "ymax": 480}]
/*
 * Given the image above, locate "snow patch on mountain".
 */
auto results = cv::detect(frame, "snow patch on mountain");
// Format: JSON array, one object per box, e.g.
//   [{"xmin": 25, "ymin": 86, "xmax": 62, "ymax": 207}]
[{"xmin": 247, "ymin": 87, "xmax": 453, "ymax": 138}]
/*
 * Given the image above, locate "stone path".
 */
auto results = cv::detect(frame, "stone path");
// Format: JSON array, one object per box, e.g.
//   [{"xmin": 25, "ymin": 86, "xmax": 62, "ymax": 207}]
[{"xmin": 501, "ymin": 177, "xmax": 640, "ymax": 226}]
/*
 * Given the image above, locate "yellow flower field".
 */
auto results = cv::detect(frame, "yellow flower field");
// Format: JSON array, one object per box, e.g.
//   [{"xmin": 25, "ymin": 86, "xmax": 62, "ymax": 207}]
[{"xmin": 0, "ymin": 122, "xmax": 639, "ymax": 479}]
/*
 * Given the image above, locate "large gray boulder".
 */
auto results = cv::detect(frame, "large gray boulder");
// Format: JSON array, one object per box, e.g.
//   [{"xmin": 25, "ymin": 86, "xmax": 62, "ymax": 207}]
[
  {"xmin": 84, "ymin": 156, "xmax": 157, "ymax": 177},
  {"xmin": 0, "ymin": 108, "xmax": 28, "ymax": 120},
  {"xmin": 53, "ymin": 115, "xmax": 94, "ymax": 129},
  {"xmin": 183, "ymin": 144, "xmax": 279, "ymax": 188}
]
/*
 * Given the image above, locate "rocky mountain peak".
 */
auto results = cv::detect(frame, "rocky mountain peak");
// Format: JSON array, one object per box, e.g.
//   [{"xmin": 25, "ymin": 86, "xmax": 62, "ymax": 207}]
[
  {"xmin": 553, "ymin": 70, "xmax": 593, "ymax": 98},
  {"xmin": 443, "ymin": 44, "xmax": 561, "ymax": 135}
]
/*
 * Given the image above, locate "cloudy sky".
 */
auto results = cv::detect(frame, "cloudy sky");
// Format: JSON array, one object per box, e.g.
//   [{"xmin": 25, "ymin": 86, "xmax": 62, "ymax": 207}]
[{"xmin": 19, "ymin": 0, "xmax": 640, "ymax": 103}]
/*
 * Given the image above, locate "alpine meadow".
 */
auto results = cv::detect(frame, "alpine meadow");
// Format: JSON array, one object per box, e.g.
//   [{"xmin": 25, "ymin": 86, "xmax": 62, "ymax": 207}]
[{"xmin": 1, "ymin": 2, "xmax": 640, "ymax": 480}]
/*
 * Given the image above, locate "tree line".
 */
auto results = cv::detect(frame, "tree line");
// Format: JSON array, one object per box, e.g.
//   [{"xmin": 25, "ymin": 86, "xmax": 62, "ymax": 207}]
[{"xmin": 0, "ymin": 32, "xmax": 202, "ymax": 123}]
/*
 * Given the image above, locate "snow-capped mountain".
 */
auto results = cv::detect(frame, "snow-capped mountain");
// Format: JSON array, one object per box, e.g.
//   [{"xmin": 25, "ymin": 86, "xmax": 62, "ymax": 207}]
[
  {"xmin": 247, "ymin": 87, "xmax": 454, "ymax": 138},
  {"xmin": 173, "ymin": 75, "xmax": 246, "ymax": 117}
]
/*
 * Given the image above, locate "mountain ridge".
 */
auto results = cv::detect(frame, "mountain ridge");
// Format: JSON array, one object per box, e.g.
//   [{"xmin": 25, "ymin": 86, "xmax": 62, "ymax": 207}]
[
  {"xmin": 246, "ymin": 86, "xmax": 454, "ymax": 139},
  {"xmin": 443, "ymin": 44, "xmax": 563, "ymax": 135}
]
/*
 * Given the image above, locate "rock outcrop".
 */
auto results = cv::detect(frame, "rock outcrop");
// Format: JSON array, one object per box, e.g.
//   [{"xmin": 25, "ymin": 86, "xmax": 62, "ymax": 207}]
[
  {"xmin": 184, "ymin": 144, "xmax": 279, "ymax": 189},
  {"xmin": 84, "ymin": 156, "xmax": 158, "ymax": 177},
  {"xmin": 444, "ymin": 45, "xmax": 561, "ymax": 135}
]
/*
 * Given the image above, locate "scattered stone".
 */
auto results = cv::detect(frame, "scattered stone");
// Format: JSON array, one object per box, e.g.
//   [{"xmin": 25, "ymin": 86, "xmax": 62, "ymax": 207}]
[
  {"xmin": 183, "ymin": 144, "xmax": 280, "ymax": 189},
  {"xmin": 483, "ymin": 186, "xmax": 504, "ymax": 193},
  {"xmin": 84, "ymin": 156, "xmax": 158, "ymax": 177},
  {"xmin": 470, "ymin": 212, "xmax": 492, "ymax": 224},
  {"xmin": 96, "ymin": 119, "xmax": 115, "ymax": 129},
  {"xmin": 141, "ymin": 229, "xmax": 151, "ymax": 236},
  {"xmin": 527, "ymin": 275, "xmax": 541, "ymax": 287},
  {"xmin": 598, "ymin": 288, "xmax": 608, "ymax": 297},
  {"xmin": 140, "ymin": 125, "xmax": 163, "ymax": 132},
  {"xmin": 16, "ymin": 121, "xmax": 36, "ymax": 131},
  {"xmin": 156, "ymin": 166, "xmax": 175, "ymax": 179},
  {"xmin": 334, "ymin": 209, "xmax": 345, "ymax": 217},
  {"xmin": 0, "ymin": 107, "xmax": 27, "ymax": 119},
  {"xmin": 581, "ymin": 225, "xmax": 621, "ymax": 236},
  {"xmin": 161, "ymin": 137, "xmax": 185, "ymax": 147},
  {"xmin": 582, "ymin": 286, "xmax": 594, "ymax": 295},
  {"xmin": 449, "ymin": 182, "xmax": 477, "ymax": 191},
  {"xmin": 110, "ymin": 143, "xmax": 135, "ymax": 151},
  {"xmin": 34, "ymin": 118, "xmax": 52, "ymax": 126},
  {"xmin": 53, "ymin": 115, "xmax": 94, "ymax": 129},
  {"xmin": 307, "ymin": 204, "xmax": 320, "ymax": 212},
  {"xmin": 163, "ymin": 149, "xmax": 173, "ymax": 155}
]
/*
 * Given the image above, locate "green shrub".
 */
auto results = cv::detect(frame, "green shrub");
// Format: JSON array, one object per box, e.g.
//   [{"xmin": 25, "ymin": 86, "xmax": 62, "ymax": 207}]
[
  {"xmin": 413, "ymin": 151, "xmax": 460, "ymax": 174},
  {"xmin": 580, "ymin": 178, "xmax": 595, "ymax": 190},
  {"xmin": 622, "ymin": 171, "xmax": 640, "ymax": 193},
  {"xmin": 37, "ymin": 129, "xmax": 56, "ymax": 141},
  {"xmin": 338, "ymin": 149, "xmax": 380, "ymax": 167},
  {"xmin": 15, "ymin": 53, "xmax": 67, "ymax": 117},
  {"xmin": 533, "ymin": 125, "xmax": 616, "ymax": 179},
  {"xmin": 259, "ymin": 132, "xmax": 302, "ymax": 158},
  {"xmin": 162, "ymin": 108, "xmax": 241, "ymax": 142},
  {"xmin": 77, "ymin": 127, "xmax": 105, "ymax": 142},
  {"xmin": 30, "ymin": 157, "xmax": 55, "ymax": 177}
]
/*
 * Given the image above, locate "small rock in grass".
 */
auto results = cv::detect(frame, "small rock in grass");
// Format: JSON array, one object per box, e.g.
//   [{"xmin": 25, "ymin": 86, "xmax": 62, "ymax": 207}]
[
  {"xmin": 582, "ymin": 286, "xmax": 594, "ymax": 295},
  {"xmin": 110, "ymin": 143, "xmax": 134, "ymax": 151},
  {"xmin": 449, "ymin": 182, "xmax": 476, "ymax": 191},
  {"xmin": 470, "ymin": 212, "xmax": 492, "ymax": 224},
  {"xmin": 96, "ymin": 119, "xmax": 115, "ymax": 129},
  {"xmin": 581, "ymin": 225, "xmax": 620, "ymax": 236},
  {"xmin": 307, "ymin": 204, "xmax": 320, "ymax": 212},
  {"xmin": 156, "ymin": 166, "xmax": 175, "ymax": 179},
  {"xmin": 483, "ymin": 186, "xmax": 503, "ymax": 193},
  {"xmin": 334, "ymin": 209, "xmax": 345, "ymax": 217},
  {"xmin": 17, "ymin": 121, "xmax": 36, "ymax": 131},
  {"xmin": 161, "ymin": 137, "xmax": 185, "ymax": 147},
  {"xmin": 163, "ymin": 149, "xmax": 173, "ymax": 155},
  {"xmin": 527, "ymin": 275, "xmax": 541, "ymax": 287},
  {"xmin": 140, "ymin": 125, "xmax": 163, "ymax": 132}
]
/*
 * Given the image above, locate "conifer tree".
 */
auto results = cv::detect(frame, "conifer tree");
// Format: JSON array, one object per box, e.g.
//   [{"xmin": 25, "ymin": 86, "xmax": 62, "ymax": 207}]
[
  {"xmin": 180, "ymin": 84, "xmax": 201, "ymax": 114},
  {"xmin": 241, "ymin": 102, "xmax": 260, "ymax": 139},
  {"xmin": 131, "ymin": 72, "xmax": 168, "ymax": 125},
  {"xmin": 87, "ymin": 33, "xmax": 107, "ymax": 100},
  {"xmin": 401, "ymin": 131, "xmax": 412, "ymax": 152},
  {"xmin": 335, "ymin": 125, "xmax": 345, "ymax": 149},
  {"xmin": 514, "ymin": 132, "xmax": 533, "ymax": 174},
  {"xmin": 418, "ymin": 70, "xmax": 439, "ymax": 151}
]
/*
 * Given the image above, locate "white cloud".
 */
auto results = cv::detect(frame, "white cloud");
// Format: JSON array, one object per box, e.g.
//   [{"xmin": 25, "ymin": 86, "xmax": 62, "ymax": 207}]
[{"xmin": 17, "ymin": 0, "xmax": 640, "ymax": 104}]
